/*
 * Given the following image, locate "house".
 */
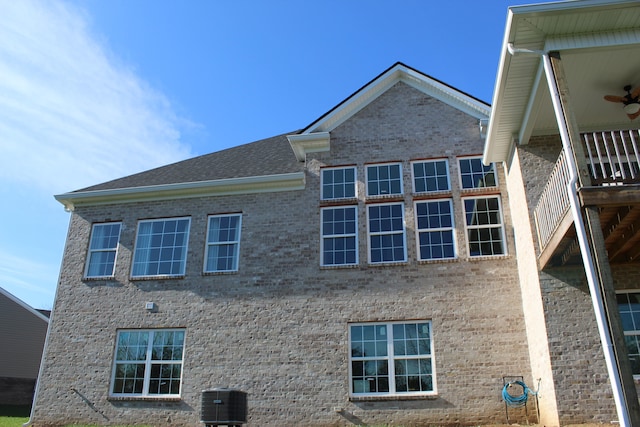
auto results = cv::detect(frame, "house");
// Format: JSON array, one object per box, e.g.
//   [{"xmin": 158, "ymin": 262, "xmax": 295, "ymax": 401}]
[
  {"xmin": 0, "ymin": 287, "xmax": 49, "ymax": 408},
  {"xmin": 30, "ymin": 1, "xmax": 640, "ymax": 426},
  {"xmin": 483, "ymin": 0, "xmax": 640, "ymax": 426},
  {"xmin": 33, "ymin": 61, "xmax": 534, "ymax": 427}
]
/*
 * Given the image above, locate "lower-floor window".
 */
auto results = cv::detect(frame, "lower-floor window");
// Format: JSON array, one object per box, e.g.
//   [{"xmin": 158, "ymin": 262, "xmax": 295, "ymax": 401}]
[
  {"xmin": 617, "ymin": 292, "xmax": 640, "ymax": 376},
  {"xmin": 349, "ymin": 321, "xmax": 435, "ymax": 396},
  {"xmin": 111, "ymin": 329, "xmax": 185, "ymax": 397}
]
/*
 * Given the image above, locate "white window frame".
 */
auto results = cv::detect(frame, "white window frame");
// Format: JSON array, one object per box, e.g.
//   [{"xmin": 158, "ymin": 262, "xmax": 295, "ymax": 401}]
[
  {"xmin": 617, "ymin": 291, "xmax": 640, "ymax": 378},
  {"xmin": 131, "ymin": 217, "xmax": 191, "ymax": 278},
  {"xmin": 204, "ymin": 214, "xmax": 242, "ymax": 273},
  {"xmin": 414, "ymin": 199, "xmax": 457, "ymax": 261},
  {"xmin": 321, "ymin": 206, "xmax": 358, "ymax": 266},
  {"xmin": 458, "ymin": 156, "xmax": 498, "ymax": 189},
  {"xmin": 349, "ymin": 321, "xmax": 436, "ymax": 397},
  {"xmin": 411, "ymin": 159, "xmax": 450, "ymax": 193},
  {"xmin": 366, "ymin": 162, "xmax": 403, "ymax": 197},
  {"xmin": 367, "ymin": 202, "xmax": 407, "ymax": 264},
  {"xmin": 462, "ymin": 195, "xmax": 506, "ymax": 257},
  {"xmin": 110, "ymin": 328, "xmax": 186, "ymax": 398},
  {"xmin": 321, "ymin": 166, "xmax": 357, "ymax": 200},
  {"xmin": 85, "ymin": 222, "xmax": 122, "ymax": 278}
]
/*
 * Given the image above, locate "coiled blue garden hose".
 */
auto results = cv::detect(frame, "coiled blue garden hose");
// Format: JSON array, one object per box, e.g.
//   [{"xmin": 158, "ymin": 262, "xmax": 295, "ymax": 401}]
[{"xmin": 502, "ymin": 380, "xmax": 537, "ymax": 407}]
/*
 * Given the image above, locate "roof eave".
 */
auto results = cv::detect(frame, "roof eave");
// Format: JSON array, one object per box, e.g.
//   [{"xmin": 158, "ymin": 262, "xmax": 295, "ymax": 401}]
[{"xmin": 55, "ymin": 172, "xmax": 306, "ymax": 211}]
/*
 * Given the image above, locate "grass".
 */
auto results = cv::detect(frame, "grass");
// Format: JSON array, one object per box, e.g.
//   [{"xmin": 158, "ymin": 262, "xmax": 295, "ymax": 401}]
[{"xmin": 0, "ymin": 406, "xmax": 29, "ymax": 427}]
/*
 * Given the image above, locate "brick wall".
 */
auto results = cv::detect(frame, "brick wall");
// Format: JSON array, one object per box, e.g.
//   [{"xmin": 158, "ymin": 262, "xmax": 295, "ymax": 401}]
[{"xmin": 32, "ymin": 82, "xmax": 532, "ymax": 426}]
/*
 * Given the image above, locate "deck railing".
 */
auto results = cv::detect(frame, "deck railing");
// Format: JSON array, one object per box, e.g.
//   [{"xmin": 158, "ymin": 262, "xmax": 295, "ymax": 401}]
[{"xmin": 534, "ymin": 129, "xmax": 640, "ymax": 250}]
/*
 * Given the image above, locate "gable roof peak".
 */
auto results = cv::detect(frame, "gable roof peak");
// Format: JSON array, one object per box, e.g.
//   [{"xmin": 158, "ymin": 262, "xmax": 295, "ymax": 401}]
[{"xmin": 300, "ymin": 62, "xmax": 490, "ymax": 136}]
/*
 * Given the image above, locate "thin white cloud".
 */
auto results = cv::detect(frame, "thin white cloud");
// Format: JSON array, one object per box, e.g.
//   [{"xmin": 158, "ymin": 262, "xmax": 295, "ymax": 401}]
[
  {"xmin": 0, "ymin": 249, "xmax": 57, "ymax": 308},
  {"xmin": 0, "ymin": 0, "xmax": 194, "ymax": 195}
]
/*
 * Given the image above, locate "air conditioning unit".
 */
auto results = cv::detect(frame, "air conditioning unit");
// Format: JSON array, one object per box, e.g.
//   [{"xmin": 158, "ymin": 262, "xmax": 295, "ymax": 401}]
[{"xmin": 201, "ymin": 388, "xmax": 247, "ymax": 427}]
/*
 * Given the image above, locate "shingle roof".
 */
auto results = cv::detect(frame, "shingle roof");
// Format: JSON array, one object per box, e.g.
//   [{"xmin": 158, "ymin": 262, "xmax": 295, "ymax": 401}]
[{"xmin": 76, "ymin": 132, "xmax": 303, "ymax": 192}]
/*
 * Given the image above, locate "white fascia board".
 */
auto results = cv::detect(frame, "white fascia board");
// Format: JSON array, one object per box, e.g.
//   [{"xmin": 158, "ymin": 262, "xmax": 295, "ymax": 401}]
[
  {"xmin": 55, "ymin": 172, "xmax": 306, "ymax": 211},
  {"xmin": 0, "ymin": 287, "xmax": 49, "ymax": 323},
  {"xmin": 287, "ymin": 132, "xmax": 331, "ymax": 162}
]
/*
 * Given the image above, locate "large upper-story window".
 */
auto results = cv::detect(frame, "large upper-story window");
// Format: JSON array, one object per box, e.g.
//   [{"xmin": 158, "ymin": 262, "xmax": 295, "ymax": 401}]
[
  {"xmin": 367, "ymin": 163, "xmax": 403, "ymax": 196},
  {"xmin": 111, "ymin": 329, "xmax": 185, "ymax": 397},
  {"xmin": 412, "ymin": 159, "xmax": 450, "ymax": 193},
  {"xmin": 321, "ymin": 206, "xmax": 358, "ymax": 266},
  {"xmin": 85, "ymin": 222, "xmax": 121, "ymax": 278},
  {"xmin": 415, "ymin": 199, "xmax": 456, "ymax": 260},
  {"xmin": 349, "ymin": 321, "xmax": 435, "ymax": 396},
  {"xmin": 459, "ymin": 157, "xmax": 497, "ymax": 189},
  {"xmin": 322, "ymin": 166, "xmax": 356, "ymax": 200},
  {"xmin": 367, "ymin": 203, "xmax": 406, "ymax": 264},
  {"xmin": 463, "ymin": 196, "xmax": 505, "ymax": 257},
  {"xmin": 617, "ymin": 292, "xmax": 640, "ymax": 376},
  {"xmin": 204, "ymin": 214, "xmax": 242, "ymax": 273},
  {"xmin": 131, "ymin": 217, "xmax": 190, "ymax": 278}
]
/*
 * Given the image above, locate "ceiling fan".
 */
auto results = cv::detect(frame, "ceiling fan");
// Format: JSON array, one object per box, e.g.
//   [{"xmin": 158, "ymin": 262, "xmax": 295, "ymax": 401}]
[{"xmin": 604, "ymin": 85, "xmax": 640, "ymax": 120}]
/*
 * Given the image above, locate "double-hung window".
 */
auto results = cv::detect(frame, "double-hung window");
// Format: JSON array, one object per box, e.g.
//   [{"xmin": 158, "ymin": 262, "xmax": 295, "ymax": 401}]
[
  {"xmin": 85, "ymin": 222, "xmax": 121, "ymax": 278},
  {"xmin": 367, "ymin": 203, "xmax": 406, "ymax": 263},
  {"xmin": 321, "ymin": 206, "xmax": 358, "ymax": 266},
  {"xmin": 367, "ymin": 163, "xmax": 403, "ymax": 196},
  {"xmin": 111, "ymin": 329, "xmax": 185, "ymax": 397},
  {"xmin": 131, "ymin": 217, "xmax": 190, "ymax": 277},
  {"xmin": 463, "ymin": 196, "xmax": 505, "ymax": 257},
  {"xmin": 349, "ymin": 321, "xmax": 435, "ymax": 396},
  {"xmin": 617, "ymin": 292, "xmax": 640, "ymax": 376},
  {"xmin": 412, "ymin": 159, "xmax": 450, "ymax": 193},
  {"xmin": 322, "ymin": 166, "xmax": 356, "ymax": 200},
  {"xmin": 459, "ymin": 157, "xmax": 497, "ymax": 189},
  {"xmin": 415, "ymin": 199, "xmax": 456, "ymax": 260},
  {"xmin": 204, "ymin": 214, "xmax": 242, "ymax": 273}
]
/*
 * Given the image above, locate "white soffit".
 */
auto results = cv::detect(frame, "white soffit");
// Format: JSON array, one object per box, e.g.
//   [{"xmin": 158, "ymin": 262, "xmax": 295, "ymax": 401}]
[{"xmin": 483, "ymin": 0, "xmax": 640, "ymax": 164}]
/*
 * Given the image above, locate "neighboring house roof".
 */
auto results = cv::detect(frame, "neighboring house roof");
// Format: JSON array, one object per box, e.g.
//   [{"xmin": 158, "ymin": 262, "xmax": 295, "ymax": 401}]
[
  {"xmin": 55, "ymin": 62, "xmax": 491, "ymax": 210},
  {"xmin": 483, "ymin": 0, "xmax": 640, "ymax": 163},
  {"xmin": 0, "ymin": 287, "xmax": 48, "ymax": 379}
]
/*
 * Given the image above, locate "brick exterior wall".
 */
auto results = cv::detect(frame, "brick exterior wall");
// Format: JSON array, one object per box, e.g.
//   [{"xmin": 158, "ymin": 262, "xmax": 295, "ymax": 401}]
[
  {"xmin": 32, "ymin": 82, "xmax": 533, "ymax": 426},
  {"xmin": 513, "ymin": 136, "xmax": 621, "ymax": 424}
]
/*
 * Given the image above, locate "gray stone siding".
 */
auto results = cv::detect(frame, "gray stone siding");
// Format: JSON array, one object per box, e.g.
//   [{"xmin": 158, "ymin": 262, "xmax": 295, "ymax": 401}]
[{"xmin": 32, "ymin": 82, "xmax": 531, "ymax": 426}]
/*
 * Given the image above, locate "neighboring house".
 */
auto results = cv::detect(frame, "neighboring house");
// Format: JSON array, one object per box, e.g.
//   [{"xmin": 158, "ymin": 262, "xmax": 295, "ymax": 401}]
[
  {"xmin": 483, "ymin": 0, "xmax": 640, "ymax": 426},
  {"xmin": 30, "ymin": 1, "xmax": 640, "ymax": 426},
  {"xmin": 0, "ymin": 287, "xmax": 49, "ymax": 407}
]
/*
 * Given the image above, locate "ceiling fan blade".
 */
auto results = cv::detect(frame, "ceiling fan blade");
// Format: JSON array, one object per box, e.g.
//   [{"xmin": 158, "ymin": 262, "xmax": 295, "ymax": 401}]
[
  {"xmin": 627, "ymin": 110, "xmax": 640, "ymax": 120},
  {"xmin": 604, "ymin": 95, "xmax": 625, "ymax": 103},
  {"xmin": 632, "ymin": 86, "xmax": 640, "ymax": 99}
]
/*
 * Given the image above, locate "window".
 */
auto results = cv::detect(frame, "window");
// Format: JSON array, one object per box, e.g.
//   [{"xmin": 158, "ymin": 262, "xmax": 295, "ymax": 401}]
[
  {"xmin": 321, "ymin": 206, "xmax": 358, "ymax": 266},
  {"xmin": 415, "ymin": 200, "xmax": 456, "ymax": 260},
  {"xmin": 459, "ymin": 157, "xmax": 497, "ymax": 189},
  {"xmin": 349, "ymin": 321, "xmax": 435, "ymax": 396},
  {"xmin": 463, "ymin": 196, "xmax": 505, "ymax": 257},
  {"xmin": 322, "ymin": 166, "xmax": 356, "ymax": 200},
  {"xmin": 111, "ymin": 329, "xmax": 185, "ymax": 397},
  {"xmin": 204, "ymin": 214, "xmax": 242, "ymax": 272},
  {"xmin": 85, "ymin": 222, "xmax": 121, "ymax": 278},
  {"xmin": 367, "ymin": 163, "xmax": 403, "ymax": 196},
  {"xmin": 617, "ymin": 292, "xmax": 640, "ymax": 376},
  {"xmin": 131, "ymin": 217, "xmax": 190, "ymax": 277},
  {"xmin": 367, "ymin": 203, "xmax": 406, "ymax": 263},
  {"xmin": 412, "ymin": 160, "xmax": 450, "ymax": 193}
]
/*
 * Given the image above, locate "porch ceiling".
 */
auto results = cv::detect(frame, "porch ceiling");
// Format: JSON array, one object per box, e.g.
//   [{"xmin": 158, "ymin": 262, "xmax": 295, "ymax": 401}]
[{"xmin": 484, "ymin": 0, "xmax": 640, "ymax": 163}]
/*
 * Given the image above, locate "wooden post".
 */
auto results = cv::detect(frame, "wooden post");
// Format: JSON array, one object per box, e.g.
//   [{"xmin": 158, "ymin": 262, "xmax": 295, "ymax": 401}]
[{"xmin": 548, "ymin": 51, "xmax": 640, "ymax": 425}]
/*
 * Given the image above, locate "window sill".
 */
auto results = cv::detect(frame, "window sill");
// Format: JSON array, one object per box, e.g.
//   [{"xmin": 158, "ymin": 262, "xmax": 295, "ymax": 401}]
[
  {"xmin": 412, "ymin": 191, "xmax": 452, "ymax": 199},
  {"xmin": 83, "ymin": 276, "xmax": 116, "ymax": 281},
  {"xmin": 368, "ymin": 261, "xmax": 408, "ymax": 267},
  {"xmin": 203, "ymin": 270, "xmax": 238, "ymax": 276},
  {"xmin": 130, "ymin": 275, "xmax": 186, "ymax": 281},
  {"xmin": 417, "ymin": 257, "xmax": 459, "ymax": 264},
  {"xmin": 350, "ymin": 394, "xmax": 438, "ymax": 402},
  {"xmin": 320, "ymin": 263, "xmax": 360, "ymax": 270},
  {"xmin": 467, "ymin": 254, "xmax": 510, "ymax": 261},
  {"xmin": 108, "ymin": 396, "xmax": 182, "ymax": 402}
]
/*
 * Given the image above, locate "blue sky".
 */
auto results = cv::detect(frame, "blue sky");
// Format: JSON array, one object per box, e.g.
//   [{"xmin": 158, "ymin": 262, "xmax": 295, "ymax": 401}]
[{"xmin": 0, "ymin": 0, "xmax": 553, "ymax": 309}]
